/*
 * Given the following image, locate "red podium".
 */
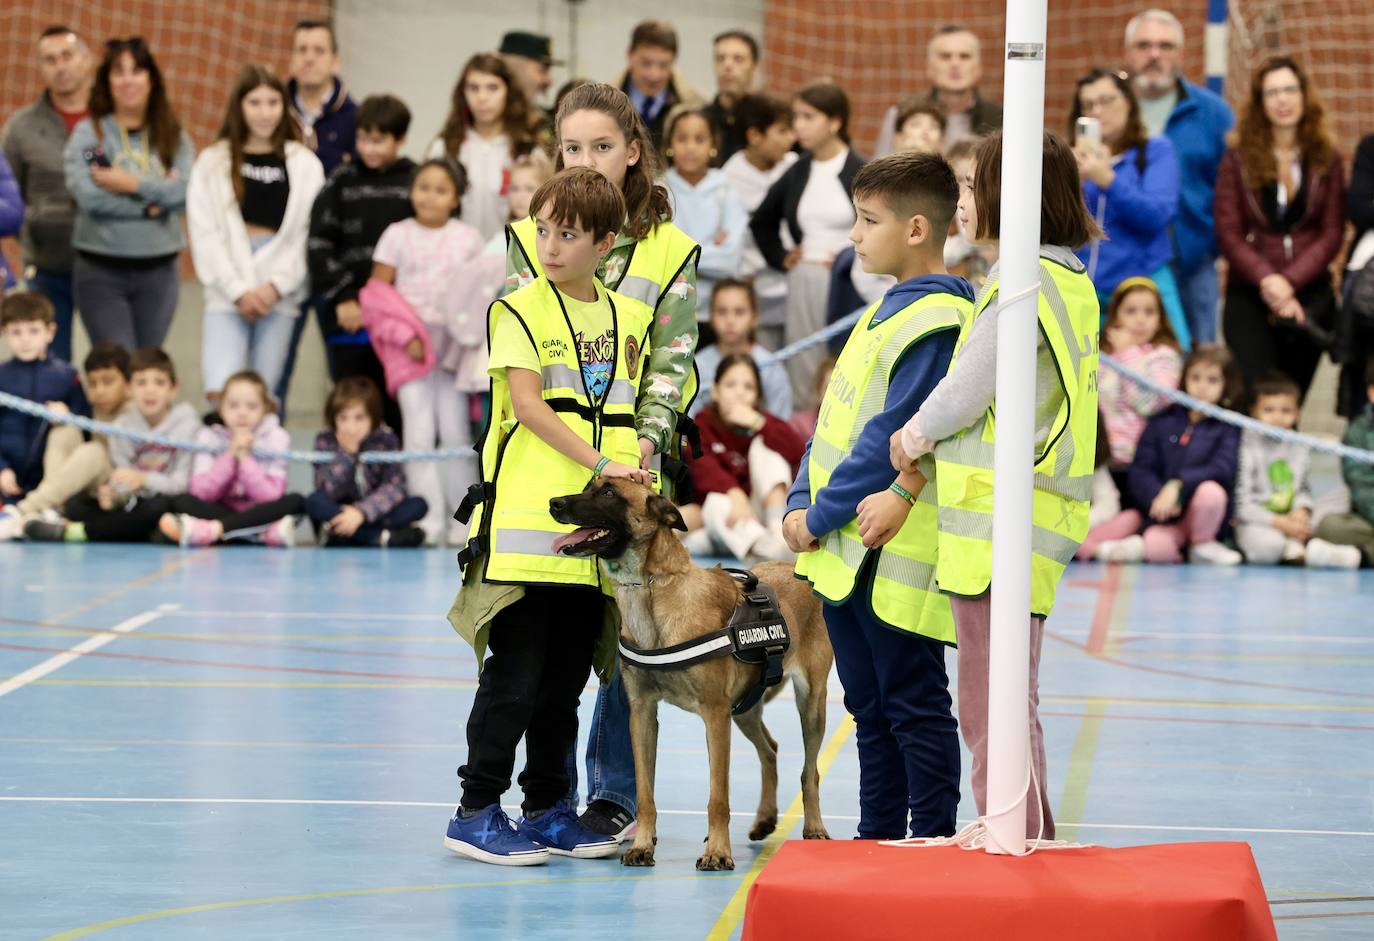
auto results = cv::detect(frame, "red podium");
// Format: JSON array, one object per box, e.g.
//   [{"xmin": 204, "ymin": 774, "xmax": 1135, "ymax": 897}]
[{"xmin": 741, "ymin": 840, "xmax": 1276, "ymax": 941}]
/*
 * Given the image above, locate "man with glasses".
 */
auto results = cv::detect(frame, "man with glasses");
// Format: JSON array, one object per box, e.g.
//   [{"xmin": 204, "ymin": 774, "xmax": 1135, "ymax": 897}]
[
  {"xmin": 1124, "ymin": 8, "xmax": 1233, "ymax": 343},
  {"xmin": 2, "ymin": 25, "xmax": 93, "ymax": 363}
]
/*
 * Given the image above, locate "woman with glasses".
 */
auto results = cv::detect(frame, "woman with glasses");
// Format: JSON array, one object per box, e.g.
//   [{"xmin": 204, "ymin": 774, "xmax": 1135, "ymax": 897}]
[
  {"xmin": 1069, "ymin": 69, "xmax": 1187, "ymax": 346},
  {"xmin": 62, "ymin": 37, "xmax": 194, "ymax": 350},
  {"xmin": 1214, "ymin": 56, "xmax": 1344, "ymax": 402}
]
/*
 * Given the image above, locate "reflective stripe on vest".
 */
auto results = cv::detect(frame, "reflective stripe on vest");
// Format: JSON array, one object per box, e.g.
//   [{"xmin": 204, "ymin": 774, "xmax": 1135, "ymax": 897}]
[
  {"xmin": 793, "ymin": 293, "xmax": 965, "ymax": 643},
  {"xmin": 932, "ymin": 257, "xmax": 1100, "ymax": 617},
  {"xmin": 472, "ymin": 277, "xmax": 654, "ymax": 587}
]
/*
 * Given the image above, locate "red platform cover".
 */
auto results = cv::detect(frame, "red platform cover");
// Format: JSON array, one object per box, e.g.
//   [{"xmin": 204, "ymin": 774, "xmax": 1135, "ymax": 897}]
[{"xmin": 742, "ymin": 840, "xmax": 1276, "ymax": 941}]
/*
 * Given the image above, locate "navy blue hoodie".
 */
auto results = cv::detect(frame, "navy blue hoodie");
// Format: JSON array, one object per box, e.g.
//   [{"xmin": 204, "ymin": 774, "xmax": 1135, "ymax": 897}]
[
  {"xmin": 0, "ymin": 355, "xmax": 90, "ymax": 489},
  {"xmin": 787, "ymin": 274, "xmax": 970, "ymax": 537}
]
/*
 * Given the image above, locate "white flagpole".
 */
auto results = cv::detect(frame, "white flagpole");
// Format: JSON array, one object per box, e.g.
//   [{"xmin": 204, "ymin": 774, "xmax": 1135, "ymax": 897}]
[{"xmin": 984, "ymin": 0, "xmax": 1048, "ymax": 856}]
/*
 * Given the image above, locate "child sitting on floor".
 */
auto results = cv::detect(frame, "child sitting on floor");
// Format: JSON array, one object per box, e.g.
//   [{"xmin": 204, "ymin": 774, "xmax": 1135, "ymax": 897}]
[{"xmin": 690, "ymin": 278, "xmax": 792, "ymax": 419}]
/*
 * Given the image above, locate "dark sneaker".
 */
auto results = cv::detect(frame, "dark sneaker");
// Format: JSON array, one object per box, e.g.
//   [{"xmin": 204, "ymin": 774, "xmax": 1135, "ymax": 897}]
[
  {"xmin": 382, "ymin": 526, "xmax": 425, "ymax": 548},
  {"xmin": 23, "ymin": 519, "xmax": 68, "ymax": 542},
  {"xmin": 518, "ymin": 805, "xmax": 619, "ymax": 858},
  {"xmin": 444, "ymin": 804, "xmax": 549, "ymax": 866},
  {"xmin": 578, "ymin": 799, "xmax": 636, "ymax": 841}
]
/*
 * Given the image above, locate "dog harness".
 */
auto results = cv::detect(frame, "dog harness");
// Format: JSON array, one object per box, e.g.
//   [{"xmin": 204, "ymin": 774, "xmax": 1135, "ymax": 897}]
[{"xmin": 617, "ymin": 569, "xmax": 791, "ymax": 715}]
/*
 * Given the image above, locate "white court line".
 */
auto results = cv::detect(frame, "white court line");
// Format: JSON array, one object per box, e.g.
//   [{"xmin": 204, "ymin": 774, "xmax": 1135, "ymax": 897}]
[
  {"xmin": 0, "ymin": 604, "xmax": 178, "ymax": 699},
  {"xmin": 172, "ymin": 610, "xmax": 439, "ymax": 621},
  {"xmin": 0, "ymin": 797, "xmax": 1370, "ymax": 839},
  {"xmin": 1053, "ymin": 629, "xmax": 1374, "ymax": 645}
]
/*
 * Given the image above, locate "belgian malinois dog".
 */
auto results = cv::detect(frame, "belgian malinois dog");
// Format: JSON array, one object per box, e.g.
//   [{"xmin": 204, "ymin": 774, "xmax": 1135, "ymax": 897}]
[{"xmin": 549, "ymin": 478, "xmax": 833, "ymax": 870}]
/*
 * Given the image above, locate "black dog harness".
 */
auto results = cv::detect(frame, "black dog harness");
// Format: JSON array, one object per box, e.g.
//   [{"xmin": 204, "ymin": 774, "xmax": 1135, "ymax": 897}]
[{"xmin": 617, "ymin": 569, "xmax": 791, "ymax": 715}]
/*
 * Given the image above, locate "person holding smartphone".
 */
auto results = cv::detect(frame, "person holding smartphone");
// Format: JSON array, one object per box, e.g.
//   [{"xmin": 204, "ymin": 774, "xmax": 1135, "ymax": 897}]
[{"xmin": 1069, "ymin": 69, "xmax": 1188, "ymax": 346}]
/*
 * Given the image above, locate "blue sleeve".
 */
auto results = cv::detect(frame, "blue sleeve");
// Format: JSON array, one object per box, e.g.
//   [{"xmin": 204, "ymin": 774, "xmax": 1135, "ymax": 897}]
[
  {"xmin": 787, "ymin": 438, "xmax": 813, "ymax": 513},
  {"xmin": 697, "ymin": 185, "xmax": 748, "ymax": 280},
  {"xmin": 0, "ymin": 150, "xmax": 23, "ymax": 236},
  {"xmin": 1107, "ymin": 137, "xmax": 1179, "ymax": 236},
  {"xmin": 136, "ymin": 133, "xmax": 194, "ymax": 210},
  {"xmin": 1128, "ymin": 415, "xmax": 1169, "ymax": 507},
  {"xmin": 66, "ymin": 370, "xmax": 90, "ymax": 418},
  {"xmin": 804, "ymin": 329, "xmax": 957, "ymax": 537}
]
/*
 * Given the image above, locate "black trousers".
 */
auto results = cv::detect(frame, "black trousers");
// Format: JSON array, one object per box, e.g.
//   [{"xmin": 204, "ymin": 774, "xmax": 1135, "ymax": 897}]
[
  {"xmin": 1222, "ymin": 279, "xmax": 1329, "ymax": 402},
  {"xmin": 66, "ymin": 492, "xmax": 304, "ymax": 542},
  {"xmin": 458, "ymin": 584, "xmax": 603, "ymax": 813}
]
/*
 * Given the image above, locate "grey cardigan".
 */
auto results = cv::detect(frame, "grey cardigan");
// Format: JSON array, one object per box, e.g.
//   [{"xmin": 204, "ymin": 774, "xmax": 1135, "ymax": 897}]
[
  {"xmin": 2, "ymin": 92, "xmax": 78, "ymax": 271},
  {"xmin": 63, "ymin": 115, "xmax": 194, "ymax": 259}
]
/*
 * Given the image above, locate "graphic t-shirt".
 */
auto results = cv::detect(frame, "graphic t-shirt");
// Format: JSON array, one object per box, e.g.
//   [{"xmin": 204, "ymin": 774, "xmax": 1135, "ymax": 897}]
[{"xmin": 488, "ymin": 284, "xmax": 616, "ymax": 404}]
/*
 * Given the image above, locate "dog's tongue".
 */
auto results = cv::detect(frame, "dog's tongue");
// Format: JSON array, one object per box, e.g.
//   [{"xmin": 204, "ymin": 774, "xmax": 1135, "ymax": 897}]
[{"xmin": 551, "ymin": 528, "xmax": 600, "ymax": 554}]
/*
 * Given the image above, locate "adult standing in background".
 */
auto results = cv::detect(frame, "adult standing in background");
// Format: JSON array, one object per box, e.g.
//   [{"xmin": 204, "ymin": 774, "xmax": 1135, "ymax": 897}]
[
  {"xmin": 63, "ymin": 37, "xmax": 194, "ymax": 351},
  {"xmin": 499, "ymin": 30, "xmax": 558, "ymax": 133},
  {"xmin": 874, "ymin": 25, "xmax": 1002, "ymax": 156},
  {"xmin": 1123, "ymin": 8, "xmax": 1233, "ymax": 344},
  {"xmin": 1215, "ymin": 57, "xmax": 1344, "ymax": 401},
  {"xmin": 277, "ymin": 17, "xmax": 357, "ymax": 412},
  {"xmin": 1339, "ymin": 133, "xmax": 1374, "ymax": 417},
  {"xmin": 0, "ymin": 153, "xmax": 22, "ymax": 291},
  {"xmin": 286, "ymin": 19, "xmax": 356, "ymax": 174},
  {"xmin": 3, "ymin": 25, "xmax": 93, "ymax": 363},
  {"xmin": 616, "ymin": 20, "xmax": 704, "ymax": 153},
  {"xmin": 704, "ymin": 30, "xmax": 760, "ymax": 166}
]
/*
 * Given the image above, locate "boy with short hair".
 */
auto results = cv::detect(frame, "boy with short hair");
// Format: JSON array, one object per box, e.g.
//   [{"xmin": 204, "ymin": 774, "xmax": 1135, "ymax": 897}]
[
  {"xmin": 25, "ymin": 347, "xmax": 200, "ymax": 543},
  {"xmin": 893, "ymin": 99, "xmax": 947, "ymax": 155},
  {"xmin": 722, "ymin": 93, "xmax": 798, "ymax": 351},
  {"xmin": 307, "ymin": 94, "xmax": 416, "ymax": 424},
  {"xmin": 1235, "ymin": 372, "xmax": 1360, "ymax": 568},
  {"xmin": 1314, "ymin": 357, "xmax": 1374, "ymax": 565},
  {"xmin": 784, "ymin": 151, "xmax": 971, "ymax": 839},
  {"xmin": 444, "ymin": 167, "xmax": 657, "ymax": 866},
  {"xmin": 0, "ymin": 291, "xmax": 89, "ymax": 504},
  {"xmin": 0, "ymin": 342, "xmax": 130, "ymax": 540}
]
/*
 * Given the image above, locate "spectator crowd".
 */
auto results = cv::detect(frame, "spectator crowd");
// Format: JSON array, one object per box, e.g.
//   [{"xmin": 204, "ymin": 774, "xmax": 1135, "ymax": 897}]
[{"xmin": 2, "ymin": 10, "xmax": 1374, "ymax": 569}]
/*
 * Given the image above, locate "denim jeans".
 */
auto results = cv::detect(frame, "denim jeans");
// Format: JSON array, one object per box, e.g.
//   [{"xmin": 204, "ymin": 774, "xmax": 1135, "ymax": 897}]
[
  {"xmin": 1173, "ymin": 255, "xmax": 1220, "ymax": 345},
  {"xmin": 561, "ymin": 669, "xmax": 637, "ymax": 813},
  {"xmin": 201, "ymin": 304, "xmax": 302, "ymax": 398},
  {"xmin": 30, "ymin": 268, "xmax": 75, "ymax": 363}
]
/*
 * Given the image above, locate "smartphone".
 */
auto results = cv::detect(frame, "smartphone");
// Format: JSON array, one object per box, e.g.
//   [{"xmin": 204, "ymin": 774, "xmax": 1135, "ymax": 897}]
[
  {"xmin": 82, "ymin": 146, "xmax": 111, "ymax": 168},
  {"xmin": 1075, "ymin": 116, "xmax": 1102, "ymax": 147}
]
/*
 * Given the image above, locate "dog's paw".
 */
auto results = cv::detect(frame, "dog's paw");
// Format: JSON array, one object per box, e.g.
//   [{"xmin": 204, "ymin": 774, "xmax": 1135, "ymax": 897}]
[
  {"xmin": 802, "ymin": 825, "xmax": 831, "ymax": 840},
  {"xmin": 748, "ymin": 815, "xmax": 777, "ymax": 841},
  {"xmin": 621, "ymin": 846, "xmax": 656, "ymax": 867},
  {"xmin": 695, "ymin": 851, "xmax": 735, "ymax": 871}
]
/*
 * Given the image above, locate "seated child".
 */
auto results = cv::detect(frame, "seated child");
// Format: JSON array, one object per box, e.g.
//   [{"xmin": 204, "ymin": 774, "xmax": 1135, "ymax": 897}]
[
  {"xmin": 690, "ymin": 278, "xmax": 792, "ymax": 419},
  {"xmin": 682, "ymin": 353, "xmax": 804, "ymax": 561},
  {"xmin": 25, "ymin": 348, "xmax": 200, "ymax": 543},
  {"xmin": 1236, "ymin": 372, "xmax": 1360, "ymax": 567},
  {"xmin": 1, "ymin": 342, "xmax": 128, "ymax": 540},
  {"xmin": 307, "ymin": 376, "xmax": 428, "ymax": 547},
  {"xmin": 0, "ymin": 292, "xmax": 90, "ymax": 508},
  {"xmin": 1089, "ymin": 412, "xmax": 1122, "ymax": 530},
  {"xmin": 1090, "ymin": 344, "xmax": 1244, "ymax": 564},
  {"xmin": 157, "ymin": 371, "xmax": 303, "ymax": 547},
  {"xmin": 1314, "ymin": 356, "xmax": 1374, "ymax": 564}
]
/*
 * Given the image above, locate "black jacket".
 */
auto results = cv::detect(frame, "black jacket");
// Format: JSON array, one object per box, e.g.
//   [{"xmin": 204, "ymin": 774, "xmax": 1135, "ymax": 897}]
[{"xmin": 749, "ymin": 149, "xmax": 866, "ymax": 271}]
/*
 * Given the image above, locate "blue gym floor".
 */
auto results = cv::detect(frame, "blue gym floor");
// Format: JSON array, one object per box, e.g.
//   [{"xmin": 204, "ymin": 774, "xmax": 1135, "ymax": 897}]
[{"xmin": 2, "ymin": 544, "xmax": 1371, "ymax": 939}]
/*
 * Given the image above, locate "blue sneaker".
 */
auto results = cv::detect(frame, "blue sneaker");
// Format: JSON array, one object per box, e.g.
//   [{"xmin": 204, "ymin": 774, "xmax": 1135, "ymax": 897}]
[
  {"xmin": 444, "ymin": 804, "xmax": 550, "ymax": 866},
  {"xmin": 518, "ymin": 805, "xmax": 620, "ymax": 858}
]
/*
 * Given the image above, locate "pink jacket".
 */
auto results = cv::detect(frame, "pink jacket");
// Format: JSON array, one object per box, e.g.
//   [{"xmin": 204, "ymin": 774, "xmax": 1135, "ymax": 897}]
[
  {"xmin": 189, "ymin": 413, "xmax": 291, "ymax": 512},
  {"xmin": 1099, "ymin": 342, "xmax": 1182, "ymax": 467},
  {"xmin": 360, "ymin": 278, "xmax": 435, "ymax": 397}
]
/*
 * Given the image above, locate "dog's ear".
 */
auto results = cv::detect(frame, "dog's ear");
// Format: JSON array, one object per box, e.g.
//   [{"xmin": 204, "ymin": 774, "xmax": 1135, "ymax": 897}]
[{"xmin": 647, "ymin": 493, "xmax": 688, "ymax": 532}]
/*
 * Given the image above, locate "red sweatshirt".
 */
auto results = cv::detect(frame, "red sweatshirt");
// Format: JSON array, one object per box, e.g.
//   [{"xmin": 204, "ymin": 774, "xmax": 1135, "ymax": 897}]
[{"xmin": 690, "ymin": 404, "xmax": 805, "ymax": 499}]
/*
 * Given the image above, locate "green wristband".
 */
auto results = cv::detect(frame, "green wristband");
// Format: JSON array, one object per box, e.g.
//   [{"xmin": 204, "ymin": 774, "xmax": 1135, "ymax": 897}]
[
  {"xmin": 889, "ymin": 481, "xmax": 915, "ymax": 505},
  {"xmin": 594, "ymin": 456, "xmax": 611, "ymax": 476}
]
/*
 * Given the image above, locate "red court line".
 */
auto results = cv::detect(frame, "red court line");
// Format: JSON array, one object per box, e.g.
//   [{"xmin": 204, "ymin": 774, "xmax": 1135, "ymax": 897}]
[
  {"xmin": 0, "ymin": 615, "xmax": 468, "ymax": 663},
  {"xmin": 0, "ymin": 642, "xmax": 459, "ymax": 682},
  {"xmin": 1045, "ymin": 630, "xmax": 1374, "ymax": 701},
  {"xmin": 1085, "ymin": 562, "xmax": 1121, "ymax": 655},
  {"xmin": 1041, "ymin": 709, "xmax": 1374, "ymax": 734}
]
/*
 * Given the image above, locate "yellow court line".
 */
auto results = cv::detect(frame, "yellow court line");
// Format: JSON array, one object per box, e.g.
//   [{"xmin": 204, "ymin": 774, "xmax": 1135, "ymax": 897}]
[
  {"xmin": 42, "ymin": 871, "xmax": 733, "ymax": 940},
  {"xmin": 1055, "ymin": 698, "xmax": 1107, "ymax": 842},
  {"xmin": 706, "ymin": 714, "xmax": 855, "ymax": 941},
  {"xmin": 44, "ymin": 551, "xmax": 209, "ymax": 624}
]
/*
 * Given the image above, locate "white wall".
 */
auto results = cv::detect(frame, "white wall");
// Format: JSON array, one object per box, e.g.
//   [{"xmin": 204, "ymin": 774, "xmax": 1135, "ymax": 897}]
[{"xmin": 336, "ymin": 0, "xmax": 765, "ymax": 160}]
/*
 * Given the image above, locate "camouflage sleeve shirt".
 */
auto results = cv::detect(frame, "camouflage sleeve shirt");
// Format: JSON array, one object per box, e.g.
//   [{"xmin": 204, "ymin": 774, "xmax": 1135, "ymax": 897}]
[{"xmin": 502, "ymin": 228, "xmax": 699, "ymax": 455}]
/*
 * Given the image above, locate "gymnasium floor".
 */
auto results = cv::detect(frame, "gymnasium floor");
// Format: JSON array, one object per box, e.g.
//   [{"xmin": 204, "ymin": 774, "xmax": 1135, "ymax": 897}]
[{"xmin": 2, "ymin": 543, "xmax": 1371, "ymax": 939}]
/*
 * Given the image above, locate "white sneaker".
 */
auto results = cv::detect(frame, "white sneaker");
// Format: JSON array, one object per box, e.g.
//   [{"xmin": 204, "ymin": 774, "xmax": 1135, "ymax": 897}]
[
  {"xmin": 447, "ymin": 521, "xmax": 469, "ymax": 548},
  {"xmin": 1304, "ymin": 538, "xmax": 1362, "ymax": 569},
  {"xmin": 1096, "ymin": 534, "xmax": 1145, "ymax": 563},
  {"xmin": 0, "ymin": 507, "xmax": 22, "ymax": 542},
  {"xmin": 1189, "ymin": 541, "xmax": 1242, "ymax": 566},
  {"xmin": 1282, "ymin": 538, "xmax": 1306, "ymax": 563}
]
